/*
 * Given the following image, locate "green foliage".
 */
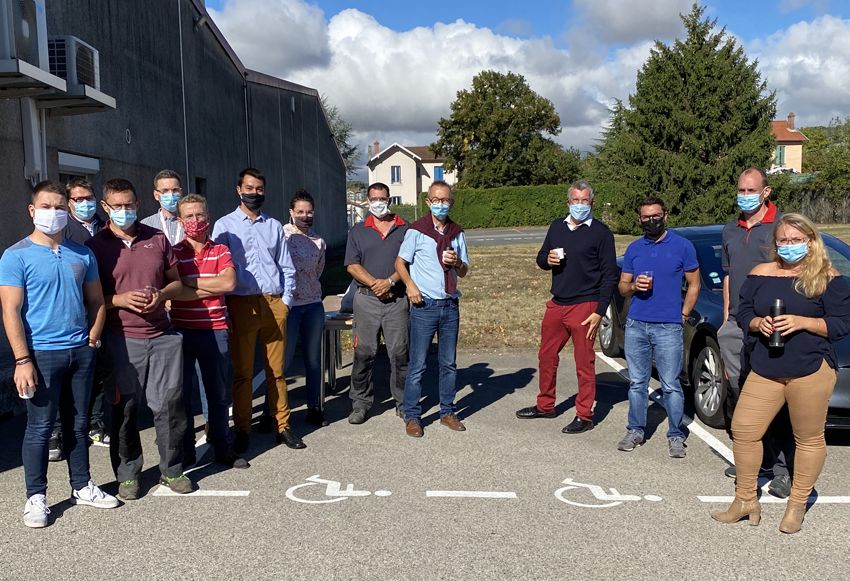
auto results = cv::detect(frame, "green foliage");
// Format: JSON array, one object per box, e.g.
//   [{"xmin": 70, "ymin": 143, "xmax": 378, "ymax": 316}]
[
  {"xmin": 415, "ymin": 184, "xmax": 570, "ymax": 229},
  {"xmin": 321, "ymin": 95, "xmax": 359, "ymax": 177},
  {"xmin": 392, "ymin": 203, "xmax": 420, "ymax": 223},
  {"xmin": 589, "ymin": 4, "xmax": 776, "ymax": 234},
  {"xmin": 432, "ymin": 70, "xmax": 581, "ymax": 188}
]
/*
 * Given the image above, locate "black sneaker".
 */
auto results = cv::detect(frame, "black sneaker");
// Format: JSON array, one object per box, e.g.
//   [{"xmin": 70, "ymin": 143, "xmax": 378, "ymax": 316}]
[
  {"xmin": 562, "ymin": 416, "xmax": 594, "ymax": 434},
  {"xmin": 48, "ymin": 434, "xmax": 63, "ymax": 462},
  {"xmin": 724, "ymin": 466, "xmax": 774, "ymax": 479},
  {"xmin": 159, "ymin": 474, "xmax": 193, "ymax": 494},
  {"xmin": 768, "ymin": 474, "xmax": 792, "ymax": 499},
  {"xmin": 215, "ymin": 449, "xmax": 249, "ymax": 469},
  {"xmin": 88, "ymin": 429, "xmax": 110, "ymax": 447},
  {"xmin": 118, "ymin": 479, "xmax": 140, "ymax": 501},
  {"xmin": 348, "ymin": 408, "xmax": 368, "ymax": 425}
]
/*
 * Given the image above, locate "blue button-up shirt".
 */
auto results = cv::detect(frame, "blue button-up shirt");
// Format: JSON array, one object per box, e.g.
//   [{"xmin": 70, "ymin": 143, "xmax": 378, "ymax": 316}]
[
  {"xmin": 212, "ymin": 208, "xmax": 297, "ymax": 305},
  {"xmin": 398, "ymin": 228, "xmax": 469, "ymax": 299}
]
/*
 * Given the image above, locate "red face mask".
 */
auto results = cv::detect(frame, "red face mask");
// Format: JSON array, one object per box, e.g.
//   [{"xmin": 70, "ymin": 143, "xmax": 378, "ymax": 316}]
[{"xmin": 183, "ymin": 218, "xmax": 210, "ymax": 240}]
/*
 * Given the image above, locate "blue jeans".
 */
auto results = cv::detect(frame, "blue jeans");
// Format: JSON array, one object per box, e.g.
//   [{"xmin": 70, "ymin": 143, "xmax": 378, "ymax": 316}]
[
  {"xmin": 285, "ymin": 301, "xmax": 325, "ymax": 409},
  {"xmin": 624, "ymin": 319, "xmax": 685, "ymax": 439},
  {"xmin": 403, "ymin": 298, "xmax": 459, "ymax": 421},
  {"xmin": 23, "ymin": 346, "xmax": 95, "ymax": 498},
  {"xmin": 178, "ymin": 328, "xmax": 232, "ymax": 455}
]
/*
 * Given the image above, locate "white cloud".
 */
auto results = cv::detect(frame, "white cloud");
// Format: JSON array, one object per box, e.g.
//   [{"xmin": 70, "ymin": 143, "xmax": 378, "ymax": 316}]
[
  {"xmin": 571, "ymin": 0, "xmax": 690, "ymax": 44},
  {"xmin": 749, "ymin": 15, "xmax": 850, "ymax": 127}
]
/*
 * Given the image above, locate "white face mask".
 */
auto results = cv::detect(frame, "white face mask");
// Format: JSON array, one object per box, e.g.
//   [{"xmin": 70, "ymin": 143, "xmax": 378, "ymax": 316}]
[
  {"xmin": 33, "ymin": 208, "xmax": 69, "ymax": 235},
  {"xmin": 369, "ymin": 200, "xmax": 389, "ymax": 218}
]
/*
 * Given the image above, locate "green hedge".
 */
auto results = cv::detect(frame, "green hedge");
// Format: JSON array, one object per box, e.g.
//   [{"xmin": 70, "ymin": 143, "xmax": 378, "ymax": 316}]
[{"xmin": 417, "ymin": 184, "xmax": 568, "ymax": 229}]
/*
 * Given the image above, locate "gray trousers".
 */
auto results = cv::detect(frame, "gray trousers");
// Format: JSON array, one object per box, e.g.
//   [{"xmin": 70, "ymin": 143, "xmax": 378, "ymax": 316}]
[
  {"xmin": 718, "ymin": 318, "xmax": 794, "ymax": 476},
  {"xmin": 350, "ymin": 292, "xmax": 409, "ymax": 410},
  {"xmin": 105, "ymin": 332, "xmax": 186, "ymax": 480}
]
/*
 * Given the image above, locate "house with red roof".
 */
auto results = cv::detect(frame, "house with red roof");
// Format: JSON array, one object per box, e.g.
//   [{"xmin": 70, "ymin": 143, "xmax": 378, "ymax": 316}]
[
  {"xmin": 366, "ymin": 141, "xmax": 458, "ymax": 205},
  {"xmin": 770, "ymin": 112, "xmax": 807, "ymax": 173}
]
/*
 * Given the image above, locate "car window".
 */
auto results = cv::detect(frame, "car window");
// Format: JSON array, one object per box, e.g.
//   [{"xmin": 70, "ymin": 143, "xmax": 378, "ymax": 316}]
[
  {"xmin": 826, "ymin": 245, "xmax": 850, "ymax": 277},
  {"xmin": 694, "ymin": 241, "xmax": 724, "ymax": 291}
]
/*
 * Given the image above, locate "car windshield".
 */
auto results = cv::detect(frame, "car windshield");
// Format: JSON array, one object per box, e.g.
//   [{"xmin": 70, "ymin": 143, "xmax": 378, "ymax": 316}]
[
  {"xmin": 693, "ymin": 239, "xmax": 724, "ymax": 291},
  {"xmin": 824, "ymin": 236, "xmax": 850, "ymax": 278}
]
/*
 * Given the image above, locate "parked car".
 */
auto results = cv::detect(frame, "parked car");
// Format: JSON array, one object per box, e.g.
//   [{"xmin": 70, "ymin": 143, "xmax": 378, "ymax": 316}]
[{"xmin": 598, "ymin": 225, "xmax": 850, "ymax": 429}]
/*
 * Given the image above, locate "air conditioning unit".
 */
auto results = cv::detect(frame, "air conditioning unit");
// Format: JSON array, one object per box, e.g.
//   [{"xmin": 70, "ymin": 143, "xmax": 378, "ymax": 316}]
[
  {"xmin": 0, "ymin": 0, "xmax": 47, "ymax": 67},
  {"xmin": 48, "ymin": 35, "xmax": 101, "ymax": 90}
]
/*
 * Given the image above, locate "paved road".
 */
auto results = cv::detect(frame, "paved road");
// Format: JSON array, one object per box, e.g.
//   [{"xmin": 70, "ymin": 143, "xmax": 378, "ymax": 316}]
[
  {"xmin": 1, "ymin": 349, "xmax": 849, "ymax": 579},
  {"xmin": 464, "ymin": 227, "xmax": 548, "ymax": 247}
]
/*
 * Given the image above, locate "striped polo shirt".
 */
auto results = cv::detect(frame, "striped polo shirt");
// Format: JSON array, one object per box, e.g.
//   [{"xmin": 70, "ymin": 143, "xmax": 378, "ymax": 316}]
[{"xmin": 171, "ymin": 239, "xmax": 234, "ymax": 330}]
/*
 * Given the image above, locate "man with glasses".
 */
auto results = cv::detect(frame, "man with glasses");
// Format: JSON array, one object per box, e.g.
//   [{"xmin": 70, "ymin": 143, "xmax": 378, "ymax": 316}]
[
  {"xmin": 719, "ymin": 167, "xmax": 794, "ymax": 496},
  {"xmin": 395, "ymin": 181, "xmax": 469, "ymax": 437},
  {"xmin": 344, "ymin": 182, "xmax": 409, "ymax": 424},
  {"xmin": 141, "ymin": 169, "xmax": 184, "ymax": 246},
  {"xmin": 516, "ymin": 180, "xmax": 618, "ymax": 434},
  {"xmin": 86, "ymin": 178, "xmax": 191, "ymax": 499},
  {"xmin": 616, "ymin": 196, "xmax": 700, "ymax": 458}
]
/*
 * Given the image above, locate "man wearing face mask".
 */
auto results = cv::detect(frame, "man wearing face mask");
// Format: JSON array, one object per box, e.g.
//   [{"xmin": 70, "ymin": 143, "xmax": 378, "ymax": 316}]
[
  {"xmin": 395, "ymin": 181, "xmax": 470, "ymax": 437},
  {"xmin": 344, "ymin": 182, "xmax": 409, "ymax": 424},
  {"xmin": 212, "ymin": 168, "xmax": 304, "ymax": 452},
  {"xmin": 86, "ymin": 178, "xmax": 191, "ymax": 499},
  {"xmin": 141, "ymin": 169, "xmax": 184, "ymax": 246},
  {"xmin": 720, "ymin": 167, "xmax": 794, "ymax": 496},
  {"xmin": 516, "ymin": 180, "xmax": 618, "ymax": 434},
  {"xmin": 616, "ymin": 197, "xmax": 700, "ymax": 458},
  {"xmin": 170, "ymin": 194, "xmax": 247, "ymax": 470},
  {"xmin": 0, "ymin": 181, "xmax": 118, "ymax": 528}
]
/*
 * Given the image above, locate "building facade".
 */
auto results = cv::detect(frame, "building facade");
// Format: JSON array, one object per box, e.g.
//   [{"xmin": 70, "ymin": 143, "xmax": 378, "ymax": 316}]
[
  {"xmin": 366, "ymin": 142, "xmax": 457, "ymax": 205},
  {"xmin": 770, "ymin": 112, "xmax": 807, "ymax": 174}
]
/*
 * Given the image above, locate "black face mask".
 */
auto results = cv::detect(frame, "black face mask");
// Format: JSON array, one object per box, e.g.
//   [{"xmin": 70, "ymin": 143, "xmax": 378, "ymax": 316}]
[
  {"xmin": 641, "ymin": 217, "xmax": 666, "ymax": 239},
  {"xmin": 240, "ymin": 193, "xmax": 265, "ymax": 211}
]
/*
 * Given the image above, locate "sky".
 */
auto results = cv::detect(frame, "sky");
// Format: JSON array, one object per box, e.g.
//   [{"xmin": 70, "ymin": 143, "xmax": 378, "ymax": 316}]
[{"xmin": 204, "ymin": 0, "xmax": 850, "ymax": 174}]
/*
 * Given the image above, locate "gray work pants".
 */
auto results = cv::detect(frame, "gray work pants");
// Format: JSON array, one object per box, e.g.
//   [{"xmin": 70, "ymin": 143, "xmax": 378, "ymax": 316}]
[
  {"xmin": 105, "ymin": 332, "xmax": 186, "ymax": 481},
  {"xmin": 718, "ymin": 318, "xmax": 794, "ymax": 476},
  {"xmin": 349, "ymin": 292, "xmax": 409, "ymax": 411}
]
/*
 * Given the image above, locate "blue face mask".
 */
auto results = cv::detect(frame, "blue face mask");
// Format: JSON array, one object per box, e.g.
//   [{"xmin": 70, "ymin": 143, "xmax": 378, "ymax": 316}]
[
  {"xmin": 777, "ymin": 243, "xmax": 808, "ymax": 264},
  {"xmin": 737, "ymin": 193, "xmax": 762, "ymax": 213},
  {"xmin": 73, "ymin": 199, "xmax": 97, "ymax": 221},
  {"xmin": 569, "ymin": 203, "xmax": 592, "ymax": 223},
  {"xmin": 430, "ymin": 202, "xmax": 450, "ymax": 220},
  {"xmin": 159, "ymin": 193, "xmax": 181, "ymax": 213},
  {"xmin": 110, "ymin": 209, "xmax": 137, "ymax": 230}
]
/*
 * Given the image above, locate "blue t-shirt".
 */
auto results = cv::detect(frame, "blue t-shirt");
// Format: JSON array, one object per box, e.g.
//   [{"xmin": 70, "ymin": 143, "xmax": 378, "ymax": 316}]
[
  {"xmin": 622, "ymin": 230, "xmax": 699, "ymax": 324},
  {"xmin": 0, "ymin": 237, "xmax": 99, "ymax": 350},
  {"xmin": 398, "ymin": 229, "xmax": 470, "ymax": 299}
]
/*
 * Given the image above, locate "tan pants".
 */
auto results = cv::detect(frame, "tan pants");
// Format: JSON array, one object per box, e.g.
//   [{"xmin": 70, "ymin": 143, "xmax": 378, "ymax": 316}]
[
  {"xmin": 227, "ymin": 294, "xmax": 290, "ymax": 433},
  {"xmin": 732, "ymin": 360, "xmax": 835, "ymax": 505}
]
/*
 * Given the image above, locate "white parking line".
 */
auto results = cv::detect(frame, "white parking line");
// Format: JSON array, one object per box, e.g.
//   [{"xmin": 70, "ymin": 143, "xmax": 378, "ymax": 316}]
[
  {"xmin": 425, "ymin": 491, "xmax": 517, "ymax": 499},
  {"xmin": 596, "ymin": 351, "xmax": 735, "ymax": 463}
]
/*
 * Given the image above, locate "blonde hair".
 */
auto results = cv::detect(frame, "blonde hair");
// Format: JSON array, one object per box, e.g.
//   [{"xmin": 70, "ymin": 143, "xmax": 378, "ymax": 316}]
[{"xmin": 772, "ymin": 213, "xmax": 833, "ymax": 298}]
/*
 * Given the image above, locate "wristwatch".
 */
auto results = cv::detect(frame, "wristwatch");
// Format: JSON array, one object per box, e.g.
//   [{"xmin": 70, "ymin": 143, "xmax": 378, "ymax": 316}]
[
  {"xmin": 89, "ymin": 339, "xmax": 102, "ymax": 349},
  {"xmin": 387, "ymin": 278, "xmax": 396, "ymax": 287}
]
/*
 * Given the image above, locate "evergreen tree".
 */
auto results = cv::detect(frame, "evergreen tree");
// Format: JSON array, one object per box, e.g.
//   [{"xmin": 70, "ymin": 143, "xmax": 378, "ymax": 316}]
[
  {"xmin": 432, "ymin": 70, "xmax": 579, "ymax": 188},
  {"xmin": 591, "ymin": 4, "xmax": 776, "ymax": 232},
  {"xmin": 321, "ymin": 95, "xmax": 359, "ymax": 177}
]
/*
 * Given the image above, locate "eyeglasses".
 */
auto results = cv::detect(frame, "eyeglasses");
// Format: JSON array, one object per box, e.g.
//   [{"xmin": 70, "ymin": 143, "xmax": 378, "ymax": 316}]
[
  {"xmin": 776, "ymin": 237, "xmax": 809, "ymax": 247},
  {"xmin": 103, "ymin": 201, "xmax": 136, "ymax": 211},
  {"xmin": 428, "ymin": 198, "xmax": 452, "ymax": 205},
  {"xmin": 639, "ymin": 214, "xmax": 664, "ymax": 223}
]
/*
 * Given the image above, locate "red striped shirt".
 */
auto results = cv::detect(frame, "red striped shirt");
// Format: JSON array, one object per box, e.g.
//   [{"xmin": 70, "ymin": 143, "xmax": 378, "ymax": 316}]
[{"xmin": 171, "ymin": 239, "xmax": 234, "ymax": 330}]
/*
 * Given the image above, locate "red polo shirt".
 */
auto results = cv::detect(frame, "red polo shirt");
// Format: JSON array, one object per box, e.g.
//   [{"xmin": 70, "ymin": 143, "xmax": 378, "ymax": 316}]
[
  {"xmin": 86, "ymin": 223, "xmax": 177, "ymax": 339},
  {"xmin": 170, "ymin": 239, "xmax": 234, "ymax": 330}
]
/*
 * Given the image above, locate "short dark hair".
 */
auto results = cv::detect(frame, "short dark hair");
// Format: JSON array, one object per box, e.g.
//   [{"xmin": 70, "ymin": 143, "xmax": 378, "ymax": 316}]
[
  {"xmin": 32, "ymin": 180, "xmax": 66, "ymax": 202},
  {"xmin": 238, "ymin": 168, "xmax": 265, "ymax": 186},
  {"xmin": 177, "ymin": 193, "xmax": 208, "ymax": 217},
  {"xmin": 367, "ymin": 182, "xmax": 390, "ymax": 198},
  {"xmin": 741, "ymin": 166, "xmax": 769, "ymax": 188},
  {"xmin": 290, "ymin": 188, "xmax": 314, "ymax": 210},
  {"xmin": 103, "ymin": 178, "xmax": 137, "ymax": 201},
  {"xmin": 154, "ymin": 169, "xmax": 182, "ymax": 188},
  {"xmin": 65, "ymin": 178, "xmax": 94, "ymax": 197},
  {"xmin": 429, "ymin": 180, "xmax": 453, "ymax": 196},
  {"xmin": 639, "ymin": 196, "xmax": 667, "ymax": 214}
]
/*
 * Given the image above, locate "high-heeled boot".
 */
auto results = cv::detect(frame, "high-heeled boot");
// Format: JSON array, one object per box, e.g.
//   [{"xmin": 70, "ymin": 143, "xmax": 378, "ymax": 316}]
[
  {"xmin": 710, "ymin": 498, "xmax": 761, "ymax": 526},
  {"xmin": 779, "ymin": 502, "xmax": 807, "ymax": 534}
]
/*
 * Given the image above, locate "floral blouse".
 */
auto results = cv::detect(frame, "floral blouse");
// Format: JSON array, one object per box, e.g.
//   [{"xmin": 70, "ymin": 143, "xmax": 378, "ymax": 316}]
[{"xmin": 283, "ymin": 223, "xmax": 326, "ymax": 307}]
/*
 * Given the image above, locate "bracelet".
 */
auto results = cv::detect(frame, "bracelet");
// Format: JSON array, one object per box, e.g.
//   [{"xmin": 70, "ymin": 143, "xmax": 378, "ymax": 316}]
[{"xmin": 15, "ymin": 357, "xmax": 32, "ymax": 366}]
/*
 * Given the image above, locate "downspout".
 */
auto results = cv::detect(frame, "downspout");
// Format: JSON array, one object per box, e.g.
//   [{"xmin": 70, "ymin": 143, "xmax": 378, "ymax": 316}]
[{"xmin": 177, "ymin": 0, "xmax": 191, "ymax": 183}]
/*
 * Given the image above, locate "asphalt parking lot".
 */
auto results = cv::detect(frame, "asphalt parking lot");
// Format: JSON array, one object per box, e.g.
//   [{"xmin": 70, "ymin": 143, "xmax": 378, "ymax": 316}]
[{"xmin": 1, "ymin": 348, "xmax": 849, "ymax": 579}]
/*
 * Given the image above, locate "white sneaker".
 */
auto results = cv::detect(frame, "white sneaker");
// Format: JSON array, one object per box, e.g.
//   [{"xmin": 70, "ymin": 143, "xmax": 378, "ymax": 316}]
[
  {"xmin": 71, "ymin": 481, "xmax": 120, "ymax": 509},
  {"xmin": 23, "ymin": 494, "xmax": 50, "ymax": 528}
]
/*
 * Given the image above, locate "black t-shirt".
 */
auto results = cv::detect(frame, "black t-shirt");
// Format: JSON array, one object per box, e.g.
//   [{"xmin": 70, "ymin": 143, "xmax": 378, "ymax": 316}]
[{"xmin": 344, "ymin": 214, "xmax": 408, "ymax": 287}]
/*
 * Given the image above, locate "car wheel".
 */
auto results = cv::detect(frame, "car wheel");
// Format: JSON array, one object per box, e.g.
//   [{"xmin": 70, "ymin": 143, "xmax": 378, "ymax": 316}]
[
  {"xmin": 599, "ymin": 301, "xmax": 623, "ymax": 358},
  {"xmin": 691, "ymin": 337, "xmax": 727, "ymax": 429}
]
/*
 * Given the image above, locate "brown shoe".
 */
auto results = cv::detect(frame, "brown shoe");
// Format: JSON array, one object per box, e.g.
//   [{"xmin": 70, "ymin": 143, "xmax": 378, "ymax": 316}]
[
  {"xmin": 710, "ymin": 497, "xmax": 761, "ymax": 526},
  {"xmin": 405, "ymin": 420, "xmax": 423, "ymax": 438},
  {"xmin": 779, "ymin": 502, "xmax": 807, "ymax": 534},
  {"xmin": 440, "ymin": 413, "xmax": 466, "ymax": 431}
]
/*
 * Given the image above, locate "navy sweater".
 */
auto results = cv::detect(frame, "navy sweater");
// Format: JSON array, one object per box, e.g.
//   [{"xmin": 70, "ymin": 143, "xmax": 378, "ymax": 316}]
[
  {"xmin": 738, "ymin": 275, "xmax": 850, "ymax": 378},
  {"xmin": 536, "ymin": 218, "xmax": 618, "ymax": 316}
]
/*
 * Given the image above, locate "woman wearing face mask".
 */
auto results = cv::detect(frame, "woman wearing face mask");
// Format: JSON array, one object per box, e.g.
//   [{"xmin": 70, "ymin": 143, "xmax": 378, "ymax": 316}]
[
  {"xmin": 283, "ymin": 189, "xmax": 327, "ymax": 427},
  {"xmin": 712, "ymin": 213, "xmax": 850, "ymax": 533}
]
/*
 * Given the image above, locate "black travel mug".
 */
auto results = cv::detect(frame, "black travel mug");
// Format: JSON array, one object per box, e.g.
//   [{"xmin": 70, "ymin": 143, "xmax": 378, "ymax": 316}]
[{"xmin": 769, "ymin": 298, "xmax": 785, "ymax": 348}]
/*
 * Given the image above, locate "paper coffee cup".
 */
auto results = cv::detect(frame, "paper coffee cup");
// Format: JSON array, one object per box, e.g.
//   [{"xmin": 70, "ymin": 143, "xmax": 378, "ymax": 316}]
[
  {"xmin": 19, "ymin": 386, "xmax": 35, "ymax": 400},
  {"xmin": 554, "ymin": 248, "xmax": 565, "ymax": 260}
]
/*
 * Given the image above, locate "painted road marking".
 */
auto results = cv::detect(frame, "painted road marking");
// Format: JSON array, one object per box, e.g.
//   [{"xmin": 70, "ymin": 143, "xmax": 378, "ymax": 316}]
[
  {"xmin": 152, "ymin": 487, "xmax": 250, "ymax": 497},
  {"xmin": 554, "ymin": 478, "xmax": 662, "ymax": 508},
  {"xmin": 286, "ymin": 475, "xmax": 392, "ymax": 504},
  {"xmin": 425, "ymin": 491, "xmax": 517, "ymax": 499},
  {"xmin": 596, "ymin": 351, "xmax": 734, "ymax": 464},
  {"xmin": 698, "ymin": 495, "xmax": 850, "ymax": 504}
]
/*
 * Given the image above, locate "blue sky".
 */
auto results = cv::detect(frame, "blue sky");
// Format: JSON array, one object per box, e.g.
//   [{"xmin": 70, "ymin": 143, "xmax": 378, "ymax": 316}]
[{"xmin": 206, "ymin": 0, "xmax": 850, "ymax": 159}]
